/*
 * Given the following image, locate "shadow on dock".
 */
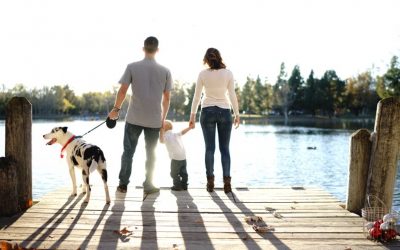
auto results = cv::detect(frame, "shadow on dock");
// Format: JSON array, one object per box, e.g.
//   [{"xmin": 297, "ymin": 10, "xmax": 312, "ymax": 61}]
[
  {"xmin": 228, "ymin": 191, "xmax": 290, "ymax": 250},
  {"xmin": 21, "ymin": 194, "xmax": 84, "ymax": 248},
  {"xmin": 172, "ymin": 190, "xmax": 214, "ymax": 249}
]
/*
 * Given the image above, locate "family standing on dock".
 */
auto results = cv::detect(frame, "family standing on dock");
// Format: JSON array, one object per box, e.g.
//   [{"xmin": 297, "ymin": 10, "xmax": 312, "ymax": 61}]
[{"xmin": 107, "ymin": 36, "xmax": 240, "ymax": 195}]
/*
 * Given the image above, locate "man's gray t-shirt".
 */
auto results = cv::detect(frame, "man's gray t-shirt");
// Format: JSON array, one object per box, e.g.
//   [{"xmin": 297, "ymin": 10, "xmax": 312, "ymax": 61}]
[{"xmin": 119, "ymin": 58, "xmax": 172, "ymax": 128}]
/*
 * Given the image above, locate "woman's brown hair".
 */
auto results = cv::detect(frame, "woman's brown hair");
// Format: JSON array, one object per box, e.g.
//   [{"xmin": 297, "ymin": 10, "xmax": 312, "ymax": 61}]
[{"xmin": 203, "ymin": 48, "xmax": 226, "ymax": 70}]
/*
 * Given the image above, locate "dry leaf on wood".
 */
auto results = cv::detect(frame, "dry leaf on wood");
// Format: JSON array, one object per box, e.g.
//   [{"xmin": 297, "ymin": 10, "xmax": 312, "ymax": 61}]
[
  {"xmin": 114, "ymin": 227, "xmax": 133, "ymax": 236},
  {"xmin": 244, "ymin": 216, "xmax": 263, "ymax": 223},
  {"xmin": 252, "ymin": 225, "xmax": 274, "ymax": 233},
  {"xmin": 272, "ymin": 211, "xmax": 283, "ymax": 219}
]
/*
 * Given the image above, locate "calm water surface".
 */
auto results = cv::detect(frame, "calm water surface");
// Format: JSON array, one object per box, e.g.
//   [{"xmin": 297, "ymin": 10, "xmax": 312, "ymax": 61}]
[{"xmin": 1, "ymin": 119, "xmax": 399, "ymax": 210}]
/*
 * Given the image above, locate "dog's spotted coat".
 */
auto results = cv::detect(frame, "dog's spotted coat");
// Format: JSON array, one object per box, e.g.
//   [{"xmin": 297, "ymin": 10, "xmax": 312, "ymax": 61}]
[{"xmin": 43, "ymin": 127, "xmax": 111, "ymax": 204}]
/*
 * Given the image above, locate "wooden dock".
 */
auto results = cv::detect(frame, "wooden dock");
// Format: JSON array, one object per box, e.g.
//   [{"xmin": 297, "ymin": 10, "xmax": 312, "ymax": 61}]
[{"xmin": 0, "ymin": 186, "xmax": 398, "ymax": 249}]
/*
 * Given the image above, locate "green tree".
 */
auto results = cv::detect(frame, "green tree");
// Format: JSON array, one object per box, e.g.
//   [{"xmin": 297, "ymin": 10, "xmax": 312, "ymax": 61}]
[
  {"xmin": 0, "ymin": 84, "xmax": 12, "ymax": 116},
  {"xmin": 62, "ymin": 85, "xmax": 79, "ymax": 115},
  {"xmin": 253, "ymin": 76, "xmax": 271, "ymax": 114},
  {"xmin": 345, "ymin": 71, "xmax": 379, "ymax": 115},
  {"xmin": 184, "ymin": 83, "xmax": 196, "ymax": 117},
  {"xmin": 241, "ymin": 77, "xmax": 256, "ymax": 114},
  {"xmin": 376, "ymin": 55, "xmax": 400, "ymax": 98},
  {"xmin": 319, "ymin": 70, "xmax": 345, "ymax": 117},
  {"xmin": 287, "ymin": 65, "xmax": 304, "ymax": 111},
  {"xmin": 272, "ymin": 62, "xmax": 291, "ymax": 120},
  {"xmin": 304, "ymin": 70, "xmax": 318, "ymax": 115},
  {"xmin": 169, "ymin": 81, "xmax": 187, "ymax": 118}
]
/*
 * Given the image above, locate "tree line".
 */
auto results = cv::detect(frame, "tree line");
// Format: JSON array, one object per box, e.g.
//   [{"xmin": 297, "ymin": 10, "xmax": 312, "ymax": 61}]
[{"xmin": 1, "ymin": 56, "xmax": 399, "ymax": 120}]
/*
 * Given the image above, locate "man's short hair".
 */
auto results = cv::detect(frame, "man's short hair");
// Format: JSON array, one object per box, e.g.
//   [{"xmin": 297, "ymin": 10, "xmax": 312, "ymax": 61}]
[{"xmin": 144, "ymin": 36, "xmax": 158, "ymax": 53}]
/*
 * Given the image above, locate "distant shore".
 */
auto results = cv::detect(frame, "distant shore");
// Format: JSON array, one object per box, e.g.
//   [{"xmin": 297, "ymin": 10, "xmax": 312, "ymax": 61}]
[{"xmin": 0, "ymin": 114, "xmax": 375, "ymax": 130}]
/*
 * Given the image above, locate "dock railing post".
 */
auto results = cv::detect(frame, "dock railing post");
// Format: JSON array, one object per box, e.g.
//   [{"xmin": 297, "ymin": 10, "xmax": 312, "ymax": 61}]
[
  {"xmin": 366, "ymin": 97, "xmax": 400, "ymax": 209},
  {"xmin": 346, "ymin": 129, "xmax": 371, "ymax": 214},
  {"xmin": 0, "ymin": 97, "xmax": 32, "ymax": 216}
]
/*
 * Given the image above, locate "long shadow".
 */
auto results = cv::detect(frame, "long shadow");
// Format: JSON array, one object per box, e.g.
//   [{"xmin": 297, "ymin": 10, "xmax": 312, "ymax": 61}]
[
  {"xmin": 20, "ymin": 193, "xmax": 85, "ymax": 248},
  {"xmin": 48, "ymin": 200, "xmax": 89, "ymax": 249},
  {"xmin": 172, "ymin": 190, "xmax": 214, "ymax": 250},
  {"xmin": 99, "ymin": 190, "xmax": 126, "ymax": 250},
  {"xmin": 140, "ymin": 191, "xmax": 159, "ymax": 249},
  {"xmin": 78, "ymin": 203, "xmax": 110, "ymax": 249},
  {"xmin": 211, "ymin": 192, "xmax": 262, "ymax": 250},
  {"xmin": 229, "ymin": 191, "xmax": 290, "ymax": 250}
]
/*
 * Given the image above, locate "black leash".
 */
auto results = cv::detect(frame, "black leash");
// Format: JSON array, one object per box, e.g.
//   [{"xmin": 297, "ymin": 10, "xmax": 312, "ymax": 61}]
[{"xmin": 76, "ymin": 120, "xmax": 106, "ymax": 138}]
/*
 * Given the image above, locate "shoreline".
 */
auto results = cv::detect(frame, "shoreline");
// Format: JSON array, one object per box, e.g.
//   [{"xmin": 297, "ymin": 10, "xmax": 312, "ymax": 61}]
[{"xmin": 0, "ymin": 114, "xmax": 375, "ymax": 130}]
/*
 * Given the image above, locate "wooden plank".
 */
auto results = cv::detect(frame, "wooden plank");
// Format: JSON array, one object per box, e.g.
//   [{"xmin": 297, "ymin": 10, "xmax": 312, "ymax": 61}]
[
  {"xmin": 1, "ymin": 238, "xmax": 388, "ymax": 250},
  {"xmin": 0, "ymin": 231, "xmax": 375, "ymax": 241},
  {"xmin": 0, "ymin": 186, "xmax": 389, "ymax": 250}
]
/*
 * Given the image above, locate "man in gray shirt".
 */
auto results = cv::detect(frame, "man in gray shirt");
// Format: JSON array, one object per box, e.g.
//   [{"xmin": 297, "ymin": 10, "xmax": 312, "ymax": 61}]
[{"xmin": 108, "ymin": 36, "xmax": 171, "ymax": 194}]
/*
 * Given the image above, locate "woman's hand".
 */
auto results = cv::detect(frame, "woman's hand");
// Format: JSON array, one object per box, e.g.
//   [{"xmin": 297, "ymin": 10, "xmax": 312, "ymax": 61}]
[
  {"xmin": 189, "ymin": 113, "xmax": 196, "ymax": 129},
  {"xmin": 233, "ymin": 115, "xmax": 240, "ymax": 129}
]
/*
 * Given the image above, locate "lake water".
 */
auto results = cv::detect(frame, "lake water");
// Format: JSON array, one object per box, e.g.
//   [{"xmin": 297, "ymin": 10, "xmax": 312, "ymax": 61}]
[{"xmin": 1, "ymin": 119, "xmax": 399, "ymax": 210}]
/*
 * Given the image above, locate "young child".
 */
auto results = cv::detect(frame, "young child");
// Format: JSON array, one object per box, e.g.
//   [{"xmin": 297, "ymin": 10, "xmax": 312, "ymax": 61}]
[{"xmin": 160, "ymin": 120, "xmax": 193, "ymax": 191}]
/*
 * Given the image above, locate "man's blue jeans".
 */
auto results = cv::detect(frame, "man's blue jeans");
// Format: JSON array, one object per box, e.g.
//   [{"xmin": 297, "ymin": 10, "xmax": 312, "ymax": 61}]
[
  {"xmin": 200, "ymin": 106, "xmax": 233, "ymax": 177},
  {"xmin": 119, "ymin": 123, "xmax": 160, "ymax": 188}
]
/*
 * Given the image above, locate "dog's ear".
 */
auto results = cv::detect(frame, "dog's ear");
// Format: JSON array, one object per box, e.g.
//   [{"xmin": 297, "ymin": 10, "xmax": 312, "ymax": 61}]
[{"xmin": 62, "ymin": 127, "xmax": 68, "ymax": 133}]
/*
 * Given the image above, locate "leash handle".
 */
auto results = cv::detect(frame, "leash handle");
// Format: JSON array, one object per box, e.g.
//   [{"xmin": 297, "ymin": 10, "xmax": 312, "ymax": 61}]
[{"xmin": 80, "ymin": 120, "xmax": 106, "ymax": 138}]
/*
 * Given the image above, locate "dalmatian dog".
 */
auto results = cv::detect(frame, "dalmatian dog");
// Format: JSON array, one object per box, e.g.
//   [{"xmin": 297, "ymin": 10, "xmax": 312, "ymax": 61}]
[{"xmin": 43, "ymin": 127, "xmax": 111, "ymax": 204}]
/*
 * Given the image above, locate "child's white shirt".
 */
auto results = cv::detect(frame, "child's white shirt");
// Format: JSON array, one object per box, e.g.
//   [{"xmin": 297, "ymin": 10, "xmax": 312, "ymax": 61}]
[{"xmin": 164, "ymin": 130, "xmax": 186, "ymax": 160}]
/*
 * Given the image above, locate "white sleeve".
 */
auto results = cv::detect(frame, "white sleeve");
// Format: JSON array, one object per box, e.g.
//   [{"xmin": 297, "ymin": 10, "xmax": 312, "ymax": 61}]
[
  {"xmin": 227, "ymin": 71, "xmax": 240, "ymax": 116},
  {"xmin": 190, "ymin": 73, "xmax": 204, "ymax": 114}
]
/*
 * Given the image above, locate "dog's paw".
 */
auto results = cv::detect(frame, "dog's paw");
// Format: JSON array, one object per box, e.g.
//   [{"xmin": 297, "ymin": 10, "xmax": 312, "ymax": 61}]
[
  {"xmin": 70, "ymin": 193, "xmax": 77, "ymax": 197},
  {"xmin": 83, "ymin": 199, "xmax": 89, "ymax": 204},
  {"xmin": 106, "ymin": 200, "xmax": 111, "ymax": 205}
]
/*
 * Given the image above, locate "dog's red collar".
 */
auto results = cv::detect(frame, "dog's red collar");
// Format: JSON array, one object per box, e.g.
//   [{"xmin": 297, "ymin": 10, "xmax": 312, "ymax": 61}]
[{"xmin": 61, "ymin": 136, "xmax": 76, "ymax": 158}]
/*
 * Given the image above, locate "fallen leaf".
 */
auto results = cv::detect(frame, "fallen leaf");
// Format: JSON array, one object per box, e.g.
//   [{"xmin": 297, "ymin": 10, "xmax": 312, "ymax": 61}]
[
  {"xmin": 114, "ymin": 227, "xmax": 133, "ymax": 236},
  {"xmin": 194, "ymin": 219, "xmax": 203, "ymax": 224},
  {"xmin": 272, "ymin": 211, "xmax": 283, "ymax": 219},
  {"xmin": 252, "ymin": 225, "xmax": 274, "ymax": 233},
  {"xmin": 265, "ymin": 207, "xmax": 276, "ymax": 212},
  {"xmin": 120, "ymin": 227, "xmax": 131, "ymax": 235},
  {"xmin": 244, "ymin": 216, "xmax": 263, "ymax": 223}
]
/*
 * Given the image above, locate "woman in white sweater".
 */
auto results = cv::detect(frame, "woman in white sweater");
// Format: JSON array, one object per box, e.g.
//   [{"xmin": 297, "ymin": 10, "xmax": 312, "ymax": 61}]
[{"xmin": 189, "ymin": 48, "xmax": 240, "ymax": 193}]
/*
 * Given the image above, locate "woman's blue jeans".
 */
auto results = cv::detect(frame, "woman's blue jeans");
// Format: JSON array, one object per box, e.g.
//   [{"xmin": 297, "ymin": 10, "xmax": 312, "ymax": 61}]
[
  {"xmin": 200, "ymin": 106, "xmax": 233, "ymax": 177},
  {"xmin": 119, "ymin": 123, "xmax": 159, "ymax": 187}
]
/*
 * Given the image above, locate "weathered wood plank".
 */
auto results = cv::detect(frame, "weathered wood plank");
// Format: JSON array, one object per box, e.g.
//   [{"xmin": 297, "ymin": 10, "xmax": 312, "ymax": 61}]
[
  {"xmin": 0, "ymin": 186, "xmax": 389, "ymax": 249},
  {"xmin": 2, "ymin": 238, "xmax": 388, "ymax": 250},
  {"xmin": 346, "ymin": 129, "xmax": 371, "ymax": 214}
]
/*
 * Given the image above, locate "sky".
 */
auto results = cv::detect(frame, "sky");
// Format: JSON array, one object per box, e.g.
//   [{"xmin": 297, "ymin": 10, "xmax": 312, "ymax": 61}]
[{"xmin": 1, "ymin": 0, "xmax": 400, "ymax": 95}]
